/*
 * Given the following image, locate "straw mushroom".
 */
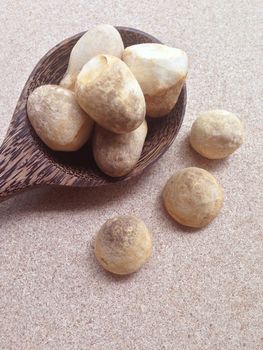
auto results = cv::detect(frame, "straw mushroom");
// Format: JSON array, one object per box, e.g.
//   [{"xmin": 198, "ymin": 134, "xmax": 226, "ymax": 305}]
[
  {"xmin": 123, "ymin": 43, "xmax": 188, "ymax": 117},
  {"xmin": 75, "ymin": 54, "xmax": 146, "ymax": 134},
  {"xmin": 27, "ymin": 85, "xmax": 93, "ymax": 151},
  {"xmin": 163, "ymin": 167, "xmax": 224, "ymax": 228},
  {"xmin": 190, "ymin": 109, "xmax": 244, "ymax": 159},
  {"xmin": 95, "ymin": 216, "xmax": 152, "ymax": 275},
  {"xmin": 93, "ymin": 120, "xmax": 147, "ymax": 177},
  {"xmin": 60, "ymin": 24, "xmax": 124, "ymax": 90}
]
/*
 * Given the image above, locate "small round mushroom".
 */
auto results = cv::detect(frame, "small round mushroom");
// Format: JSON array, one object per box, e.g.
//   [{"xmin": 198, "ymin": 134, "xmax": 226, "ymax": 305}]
[
  {"xmin": 93, "ymin": 120, "xmax": 147, "ymax": 177},
  {"xmin": 27, "ymin": 85, "xmax": 93, "ymax": 151},
  {"xmin": 163, "ymin": 167, "xmax": 224, "ymax": 228},
  {"xmin": 95, "ymin": 216, "xmax": 152, "ymax": 275},
  {"xmin": 122, "ymin": 43, "xmax": 188, "ymax": 117},
  {"xmin": 189, "ymin": 109, "xmax": 244, "ymax": 159},
  {"xmin": 75, "ymin": 54, "xmax": 146, "ymax": 134},
  {"xmin": 60, "ymin": 24, "xmax": 124, "ymax": 90}
]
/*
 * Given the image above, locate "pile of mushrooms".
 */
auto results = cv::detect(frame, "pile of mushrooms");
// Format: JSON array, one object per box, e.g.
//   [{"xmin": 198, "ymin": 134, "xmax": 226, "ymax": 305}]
[{"xmin": 27, "ymin": 24, "xmax": 188, "ymax": 177}]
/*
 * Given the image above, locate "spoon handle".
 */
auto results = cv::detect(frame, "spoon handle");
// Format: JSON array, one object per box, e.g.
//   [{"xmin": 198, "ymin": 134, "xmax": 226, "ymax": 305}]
[{"xmin": 0, "ymin": 132, "xmax": 40, "ymax": 201}]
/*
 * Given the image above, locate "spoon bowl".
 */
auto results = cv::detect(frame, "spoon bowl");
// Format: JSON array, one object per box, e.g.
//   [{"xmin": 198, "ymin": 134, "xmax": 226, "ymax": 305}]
[{"xmin": 0, "ymin": 27, "xmax": 186, "ymax": 201}]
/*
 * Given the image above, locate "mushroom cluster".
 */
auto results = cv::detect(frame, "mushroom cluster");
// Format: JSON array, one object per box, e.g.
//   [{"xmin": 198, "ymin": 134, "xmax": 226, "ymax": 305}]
[
  {"xmin": 27, "ymin": 24, "xmax": 188, "ymax": 177},
  {"xmin": 26, "ymin": 25, "xmax": 245, "ymax": 276}
]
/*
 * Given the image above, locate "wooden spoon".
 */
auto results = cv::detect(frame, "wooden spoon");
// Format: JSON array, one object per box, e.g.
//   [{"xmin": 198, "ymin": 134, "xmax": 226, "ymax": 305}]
[{"xmin": 0, "ymin": 27, "xmax": 187, "ymax": 202}]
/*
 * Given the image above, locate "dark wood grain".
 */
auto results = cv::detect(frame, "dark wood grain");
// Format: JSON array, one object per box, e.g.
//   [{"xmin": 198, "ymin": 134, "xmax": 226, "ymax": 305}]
[{"xmin": 0, "ymin": 27, "xmax": 187, "ymax": 201}]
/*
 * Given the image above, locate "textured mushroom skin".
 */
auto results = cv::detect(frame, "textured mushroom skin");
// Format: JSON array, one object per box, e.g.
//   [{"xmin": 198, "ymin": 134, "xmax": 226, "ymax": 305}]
[
  {"xmin": 95, "ymin": 216, "xmax": 152, "ymax": 275},
  {"xmin": 60, "ymin": 24, "xmax": 124, "ymax": 90},
  {"xmin": 189, "ymin": 109, "xmax": 244, "ymax": 159},
  {"xmin": 163, "ymin": 167, "xmax": 224, "ymax": 228},
  {"xmin": 144, "ymin": 79, "xmax": 185, "ymax": 117},
  {"xmin": 123, "ymin": 43, "xmax": 188, "ymax": 118},
  {"xmin": 27, "ymin": 85, "xmax": 93, "ymax": 151},
  {"xmin": 75, "ymin": 54, "xmax": 146, "ymax": 134},
  {"xmin": 93, "ymin": 120, "xmax": 147, "ymax": 177}
]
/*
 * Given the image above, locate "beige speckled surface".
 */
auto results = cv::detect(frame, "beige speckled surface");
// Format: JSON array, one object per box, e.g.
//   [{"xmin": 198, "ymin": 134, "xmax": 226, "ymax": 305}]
[{"xmin": 0, "ymin": 1, "xmax": 262, "ymax": 349}]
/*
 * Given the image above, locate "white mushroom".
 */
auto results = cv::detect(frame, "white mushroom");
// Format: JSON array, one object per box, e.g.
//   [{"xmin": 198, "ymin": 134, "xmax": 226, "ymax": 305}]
[
  {"xmin": 123, "ymin": 43, "xmax": 188, "ymax": 117},
  {"xmin": 95, "ymin": 216, "xmax": 152, "ymax": 275},
  {"xmin": 60, "ymin": 24, "xmax": 124, "ymax": 90},
  {"xmin": 163, "ymin": 167, "xmax": 224, "ymax": 228},
  {"xmin": 75, "ymin": 54, "xmax": 146, "ymax": 134},
  {"xmin": 190, "ymin": 109, "xmax": 245, "ymax": 159},
  {"xmin": 93, "ymin": 120, "xmax": 147, "ymax": 177},
  {"xmin": 27, "ymin": 85, "xmax": 93, "ymax": 151}
]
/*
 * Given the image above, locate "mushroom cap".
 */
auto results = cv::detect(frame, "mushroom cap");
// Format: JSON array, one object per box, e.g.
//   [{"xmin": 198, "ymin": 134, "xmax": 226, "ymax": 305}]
[
  {"xmin": 93, "ymin": 120, "xmax": 148, "ymax": 177},
  {"xmin": 60, "ymin": 24, "xmax": 124, "ymax": 90},
  {"xmin": 27, "ymin": 85, "xmax": 93, "ymax": 151},
  {"xmin": 75, "ymin": 54, "xmax": 146, "ymax": 134},
  {"xmin": 190, "ymin": 109, "xmax": 244, "ymax": 159},
  {"xmin": 163, "ymin": 167, "xmax": 224, "ymax": 228},
  {"xmin": 95, "ymin": 215, "xmax": 152, "ymax": 275},
  {"xmin": 122, "ymin": 43, "xmax": 188, "ymax": 96}
]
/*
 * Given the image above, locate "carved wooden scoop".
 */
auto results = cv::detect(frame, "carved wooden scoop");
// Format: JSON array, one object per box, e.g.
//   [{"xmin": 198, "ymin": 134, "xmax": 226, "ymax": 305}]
[{"xmin": 0, "ymin": 27, "xmax": 186, "ymax": 201}]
